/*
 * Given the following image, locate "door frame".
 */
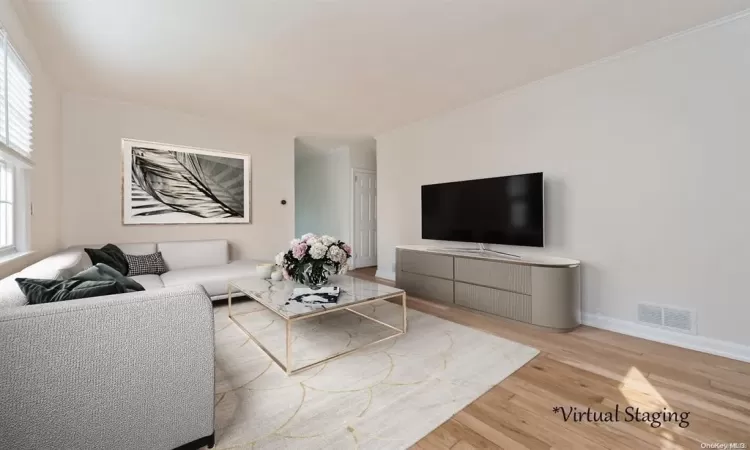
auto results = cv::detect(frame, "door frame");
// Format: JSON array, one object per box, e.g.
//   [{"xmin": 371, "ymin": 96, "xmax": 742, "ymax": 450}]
[{"xmin": 351, "ymin": 168, "xmax": 377, "ymax": 269}]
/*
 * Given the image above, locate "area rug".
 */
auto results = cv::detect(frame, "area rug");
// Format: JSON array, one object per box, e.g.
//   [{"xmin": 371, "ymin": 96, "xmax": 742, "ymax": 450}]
[{"xmin": 213, "ymin": 298, "xmax": 539, "ymax": 449}]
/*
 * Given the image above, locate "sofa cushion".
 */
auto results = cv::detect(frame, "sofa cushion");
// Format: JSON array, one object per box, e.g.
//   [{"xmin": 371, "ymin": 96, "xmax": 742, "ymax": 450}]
[
  {"xmin": 157, "ymin": 240, "xmax": 228, "ymax": 271},
  {"xmin": 84, "ymin": 244, "xmax": 129, "ymax": 276},
  {"xmin": 0, "ymin": 251, "xmax": 94, "ymax": 309},
  {"xmin": 0, "ymin": 274, "xmax": 27, "ymax": 308},
  {"xmin": 68, "ymin": 243, "xmax": 156, "ymax": 268},
  {"xmin": 160, "ymin": 260, "xmax": 262, "ymax": 297},
  {"xmin": 129, "ymin": 274, "xmax": 165, "ymax": 290},
  {"xmin": 125, "ymin": 252, "xmax": 168, "ymax": 276},
  {"xmin": 73, "ymin": 264, "xmax": 145, "ymax": 292},
  {"xmin": 16, "ymin": 278, "xmax": 127, "ymax": 304},
  {"xmin": 19, "ymin": 250, "xmax": 89, "ymax": 280},
  {"xmin": 117, "ymin": 243, "xmax": 157, "ymax": 255}
]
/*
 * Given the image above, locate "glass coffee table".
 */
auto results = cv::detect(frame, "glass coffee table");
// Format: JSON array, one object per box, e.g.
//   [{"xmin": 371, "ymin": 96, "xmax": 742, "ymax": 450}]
[{"xmin": 228, "ymin": 274, "xmax": 407, "ymax": 375}]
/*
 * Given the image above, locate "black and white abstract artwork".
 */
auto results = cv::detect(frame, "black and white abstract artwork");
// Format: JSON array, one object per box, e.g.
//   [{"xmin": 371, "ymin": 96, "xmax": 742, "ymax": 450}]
[{"xmin": 122, "ymin": 139, "xmax": 251, "ymax": 224}]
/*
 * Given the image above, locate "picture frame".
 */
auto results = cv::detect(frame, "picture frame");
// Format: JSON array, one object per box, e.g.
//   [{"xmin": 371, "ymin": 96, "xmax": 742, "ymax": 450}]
[{"xmin": 122, "ymin": 138, "xmax": 251, "ymax": 225}]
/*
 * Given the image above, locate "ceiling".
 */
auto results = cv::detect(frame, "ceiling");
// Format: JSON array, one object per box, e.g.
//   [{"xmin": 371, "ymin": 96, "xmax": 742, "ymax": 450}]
[{"xmin": 15, "ymin": 0, "xmax": 750, "ymax": 135}]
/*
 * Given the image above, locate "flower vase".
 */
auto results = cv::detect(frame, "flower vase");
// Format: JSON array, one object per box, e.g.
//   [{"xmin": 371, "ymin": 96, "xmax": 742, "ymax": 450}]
[
  {"xmin": 299, "ymin": 263, "xmax": 332, "ymax": 289},
  {"xmin": 276, "ymin": 234, "xmax": 352, "ymax": 290}
]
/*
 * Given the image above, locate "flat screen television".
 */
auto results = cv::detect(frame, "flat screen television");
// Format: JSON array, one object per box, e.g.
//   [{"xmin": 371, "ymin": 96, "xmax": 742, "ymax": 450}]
[{"xmin": 421, "ymin": 172, "xmax": 544, "ymax": 247}]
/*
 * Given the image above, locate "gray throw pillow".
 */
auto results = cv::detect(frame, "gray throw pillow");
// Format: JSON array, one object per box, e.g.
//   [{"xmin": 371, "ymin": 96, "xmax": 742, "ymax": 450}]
[
  {"xmin": 125, "ymin": 252, "xmax": 168, "ymax": 276},
  {"xmin": 73, "ymin": 264, "xmax": 145, "ymax": 292},
  {"xmin": 16, "ymin": 278, "xmax": 126, "ymax": 304}
]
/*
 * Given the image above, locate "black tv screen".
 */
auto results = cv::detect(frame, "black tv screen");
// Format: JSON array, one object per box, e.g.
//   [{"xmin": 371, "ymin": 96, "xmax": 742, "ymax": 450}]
[{"xmin": 421, "ymin": 172, "xmax": 544, "ymax": 247}]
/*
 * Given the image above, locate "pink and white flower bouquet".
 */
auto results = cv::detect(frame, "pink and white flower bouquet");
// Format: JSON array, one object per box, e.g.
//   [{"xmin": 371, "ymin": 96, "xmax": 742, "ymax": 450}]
[{"xmin": 275, "ymin": 234, "xmax": 352, "ymax": 288}]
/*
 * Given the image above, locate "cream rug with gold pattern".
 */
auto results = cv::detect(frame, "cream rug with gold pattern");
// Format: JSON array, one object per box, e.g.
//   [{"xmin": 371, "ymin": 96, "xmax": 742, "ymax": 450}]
[{"xmin": 213, "ymin": 298, "xmax": 538, "ymax": 449}]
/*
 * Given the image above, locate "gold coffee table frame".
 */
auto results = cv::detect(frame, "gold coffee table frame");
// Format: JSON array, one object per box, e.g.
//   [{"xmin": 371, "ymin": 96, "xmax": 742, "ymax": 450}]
[{"xmin": 228, "ymin": 281, "xmax": 407, "ymax": 375}]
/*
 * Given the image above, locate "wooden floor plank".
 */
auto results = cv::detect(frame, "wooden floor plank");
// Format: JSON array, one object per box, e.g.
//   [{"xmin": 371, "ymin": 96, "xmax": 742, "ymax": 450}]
[
  {"xmin": 350, "ymin": 268, "xmax": 750, "ymax": 450},
  {"xmin": 415, "ymin": 419, "xmax": 500, "ymax": 450},
  {"xmin": 453, "ymin": 409, "xmax": 538, "ymax": 450}
]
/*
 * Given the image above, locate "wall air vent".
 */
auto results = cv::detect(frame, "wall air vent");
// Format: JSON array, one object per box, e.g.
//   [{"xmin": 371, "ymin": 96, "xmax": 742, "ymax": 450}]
[
  {"xmin": 663, "ymin": 307, "xmax": 696, "ymax": 333},
  {"xmin": 637, "ymin": 303, "xmax": 696, "ymax": 335},
  {"xmin": 637, "ymin": 303, "xmax": 662, "ymax": 326}
]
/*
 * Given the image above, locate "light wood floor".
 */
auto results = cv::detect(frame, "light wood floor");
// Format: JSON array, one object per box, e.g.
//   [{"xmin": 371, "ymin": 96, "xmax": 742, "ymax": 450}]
[{"xmin": 349, "ymin": 267, "xmax": 750, "ymax": 450}]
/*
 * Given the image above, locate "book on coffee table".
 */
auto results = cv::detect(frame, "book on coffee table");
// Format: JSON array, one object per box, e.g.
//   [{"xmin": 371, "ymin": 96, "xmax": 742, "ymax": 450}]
[{"xmin": 288, "ymin": 286, "xmax": 340, "ymax": 304}]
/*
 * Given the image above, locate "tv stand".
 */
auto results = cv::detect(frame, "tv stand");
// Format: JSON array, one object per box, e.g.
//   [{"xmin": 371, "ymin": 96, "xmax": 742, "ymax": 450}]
[{"xmin": 395, "ymin": 245, "xmax": 581, "ymax": 331}]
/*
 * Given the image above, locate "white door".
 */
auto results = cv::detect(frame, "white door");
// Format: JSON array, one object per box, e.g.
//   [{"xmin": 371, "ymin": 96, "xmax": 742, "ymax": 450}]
[{"xmin": 353, "ymin": 170, "xmax": 377, "ymax": 268}]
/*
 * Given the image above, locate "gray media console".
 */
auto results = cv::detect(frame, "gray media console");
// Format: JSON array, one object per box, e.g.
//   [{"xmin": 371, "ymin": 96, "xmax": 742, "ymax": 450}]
[{"xmin": 395, "ymin": 246, "xmax": 581, "ymax": 331}]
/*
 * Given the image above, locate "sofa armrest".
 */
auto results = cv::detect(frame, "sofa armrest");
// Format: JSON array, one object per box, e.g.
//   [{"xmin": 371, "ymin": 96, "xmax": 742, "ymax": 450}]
[{"xmin": 0, "ymin": 285, "xmax": 215, "ymax": 450}]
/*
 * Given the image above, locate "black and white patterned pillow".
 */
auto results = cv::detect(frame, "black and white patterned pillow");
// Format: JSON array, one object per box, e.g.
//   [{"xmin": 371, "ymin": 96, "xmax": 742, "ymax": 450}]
[{"xmin": 125, "ymin": 252, "xmax": 169, "ymax": 276}]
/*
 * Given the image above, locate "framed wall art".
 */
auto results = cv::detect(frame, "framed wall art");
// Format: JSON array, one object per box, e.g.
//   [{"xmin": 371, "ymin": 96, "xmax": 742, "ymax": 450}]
[{"xmin": 122, "ymin": 139, "xmax": 251, "ymax": 224}]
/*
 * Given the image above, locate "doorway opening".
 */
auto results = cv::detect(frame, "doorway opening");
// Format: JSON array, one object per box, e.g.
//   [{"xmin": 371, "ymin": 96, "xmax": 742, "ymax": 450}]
[{"xmin": 294, "ymin": 136, "xmax": 377, "ymax": 269}]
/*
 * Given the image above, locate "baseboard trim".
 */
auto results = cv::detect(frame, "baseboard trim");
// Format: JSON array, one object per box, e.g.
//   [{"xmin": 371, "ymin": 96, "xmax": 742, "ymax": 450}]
[
  {"xmin": 582, "ymin": 313, "xmax": 750, "ymax": 363},
  {"xmin": 375, "ymin": 269, "xmax": 395, "ymax": 281}
]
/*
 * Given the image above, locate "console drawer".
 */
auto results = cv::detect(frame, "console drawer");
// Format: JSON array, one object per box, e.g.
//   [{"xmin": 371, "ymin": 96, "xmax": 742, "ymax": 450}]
[
  {"xmin": 455, "ymin": 282, "xmax": 531, "ymax": 323},
  {"xmin": 397, "ymin": 271, "xmax": 454, "ymax": 304},
  {"xmin": 454, "ymin": 257, "xmax": 531, "ymax": 294},
  {"xmin": 399, "ymin": 250, "xmax": 453, "ymax": 279}
]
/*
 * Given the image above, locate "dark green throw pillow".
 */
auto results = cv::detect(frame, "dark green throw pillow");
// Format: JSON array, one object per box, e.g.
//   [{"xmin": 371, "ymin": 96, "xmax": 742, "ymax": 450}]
[
  {"xmin": 16, "ymin": 278, "xmax": 127, "ymax": 305},
  {"xmin": 84, "ymin": 244, "xmax": 128, "ymax": 276},
  {"xmin": 73, "ymin": 263, "xmax": 145, "ymax": 292}
]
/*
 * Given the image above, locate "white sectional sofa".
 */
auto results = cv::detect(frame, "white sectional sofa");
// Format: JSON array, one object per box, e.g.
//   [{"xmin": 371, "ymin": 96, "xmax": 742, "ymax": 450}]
[
  {"xmin": 0, "ymin": 239, "xmax": 265, "ymax": 308},
  {"xmin": 0, "ymin": 239, "xmax": 264, "ymax": 449},
  {"xmin": 70, "ymin": 239, "xmax": 265, "ymax": 300}
]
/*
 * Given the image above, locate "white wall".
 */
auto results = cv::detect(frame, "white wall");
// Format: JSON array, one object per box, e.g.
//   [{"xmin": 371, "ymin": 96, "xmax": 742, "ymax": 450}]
[
  {"xmin": 349, "ymin": 138, "xmax": 377, "ymax": 171},
  {"xmin": 377, "ymin": 14, "xmax": 750, "ymax": 348},
  {"xmin": 61, "ymin": 94, "xmax": 294, "ymax": 261},
  {"xmin": 0, "ymin": 0, "xmax": 62, "ymax": 277}
]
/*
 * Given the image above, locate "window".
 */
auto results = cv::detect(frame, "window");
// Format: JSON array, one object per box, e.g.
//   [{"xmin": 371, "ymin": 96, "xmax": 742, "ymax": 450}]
[
  {"xmin": 0, "ymin": 160, "xmax": 12, "ymax": 255},
  {"xmin": 0, "ymin": 26, "xmax": 32, "ymax": 258}
]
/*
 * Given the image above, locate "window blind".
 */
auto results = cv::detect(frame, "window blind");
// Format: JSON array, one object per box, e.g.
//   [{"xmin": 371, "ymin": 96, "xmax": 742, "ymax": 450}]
[
  {"xmin": 0, "ymin": 28, "xmax": 32, "ymax": 160},
  {"xmin": 6, "ymin": 41, "xmax": 31, "ymax": 155},
  {"xmin": 0, "ymin": 33, "xmax": 6, "ymax": 145}
]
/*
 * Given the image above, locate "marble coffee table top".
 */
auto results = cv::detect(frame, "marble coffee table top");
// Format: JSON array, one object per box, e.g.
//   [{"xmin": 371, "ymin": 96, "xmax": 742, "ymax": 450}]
[{"xmin": 229, "ymin": 274, "xmax": 404, "ymax": 319}]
